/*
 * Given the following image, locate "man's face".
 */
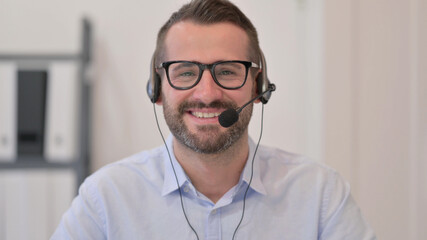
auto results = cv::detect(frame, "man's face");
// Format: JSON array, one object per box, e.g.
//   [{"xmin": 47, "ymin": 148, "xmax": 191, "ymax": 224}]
[{"xmin": 159, "ymin": 21, "xmax": 257, "ymax": 154}]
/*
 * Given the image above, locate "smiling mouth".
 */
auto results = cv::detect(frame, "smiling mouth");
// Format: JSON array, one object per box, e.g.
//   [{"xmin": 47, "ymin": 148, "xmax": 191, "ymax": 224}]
[{"xmin": 190, "ymin": 111, "xmax": 221, "ymax": 118}]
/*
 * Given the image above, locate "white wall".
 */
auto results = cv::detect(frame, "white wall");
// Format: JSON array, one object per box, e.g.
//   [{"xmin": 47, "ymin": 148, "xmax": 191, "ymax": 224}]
[
  {"xmin": 0, "ymin": 0, "xmax": 425, "ymax": 239},
  {"xmin": 323, "ymin": 0, "xmax": 427, "ymax": 239}
]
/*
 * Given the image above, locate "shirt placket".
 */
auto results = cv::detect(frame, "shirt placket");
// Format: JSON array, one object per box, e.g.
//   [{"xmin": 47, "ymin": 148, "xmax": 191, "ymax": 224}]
[{"xmin": 205, "ymin": 207, "xmax": 221, "ymax": 240}]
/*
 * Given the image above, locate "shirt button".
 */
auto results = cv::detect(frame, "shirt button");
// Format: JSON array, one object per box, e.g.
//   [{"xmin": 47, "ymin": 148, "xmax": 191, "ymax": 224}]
[
  {"xmin": 183, "ymin": 186, "xmax": 190, "ymax": 193},
  {"xmin": 211, "ymin": 209, "xmax": 217, "ymax": 215}
]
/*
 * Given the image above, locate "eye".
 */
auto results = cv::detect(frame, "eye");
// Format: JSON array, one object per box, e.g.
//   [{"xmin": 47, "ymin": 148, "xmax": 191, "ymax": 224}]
[
  {"xmin": 179, "ymin": 71, "xmax": 196, "ymax": 77},
  {"xmin": 217, "ymin": 70, "xmax": 235, "ymax": 76}
]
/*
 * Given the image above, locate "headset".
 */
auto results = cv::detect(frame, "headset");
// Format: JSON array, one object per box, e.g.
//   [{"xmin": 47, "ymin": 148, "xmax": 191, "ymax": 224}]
[{"xmin": 146, "ymin": 50, "xmax": 274, "ymax": 104}]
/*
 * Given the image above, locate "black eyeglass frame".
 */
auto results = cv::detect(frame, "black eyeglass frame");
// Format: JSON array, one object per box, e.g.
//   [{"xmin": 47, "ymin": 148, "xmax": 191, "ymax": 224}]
[{"xmin": 157, "ymin": 60, "xmax": 260, "ymax": 90}]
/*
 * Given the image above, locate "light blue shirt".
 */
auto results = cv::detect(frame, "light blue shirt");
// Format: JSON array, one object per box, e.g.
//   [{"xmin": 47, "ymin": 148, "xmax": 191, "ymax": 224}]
[{"xmin": 52, "ymin": 136, "xmax": 376, "ymax": 240}]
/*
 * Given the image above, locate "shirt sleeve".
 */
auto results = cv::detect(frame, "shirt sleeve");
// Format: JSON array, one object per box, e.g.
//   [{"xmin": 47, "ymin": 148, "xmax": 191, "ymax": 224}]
[
  {"xmin": 50, "ymin": 178, "xmax": 106, "ymax": 240},
  {"xmin": 319, "ymin": 172, "xmax": 377, "ymax": 240}
]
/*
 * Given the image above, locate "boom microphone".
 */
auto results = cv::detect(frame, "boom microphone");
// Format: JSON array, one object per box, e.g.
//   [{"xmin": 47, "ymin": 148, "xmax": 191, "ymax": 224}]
[{"xmin": 218, "ymin": 84, "xmax": 276, "ymax": 128}]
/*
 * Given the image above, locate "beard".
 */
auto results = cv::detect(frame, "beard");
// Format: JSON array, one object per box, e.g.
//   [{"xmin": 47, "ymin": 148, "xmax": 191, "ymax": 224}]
[{"xmin": 162, "ymin": 97, "xmax": 253, "ymax": 154}]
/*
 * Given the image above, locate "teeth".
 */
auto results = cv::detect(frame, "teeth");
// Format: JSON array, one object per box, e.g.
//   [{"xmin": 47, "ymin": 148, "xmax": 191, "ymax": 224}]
[{"xmin": 192, "ymin": 112, "xmax": 221, "ymax": 118}]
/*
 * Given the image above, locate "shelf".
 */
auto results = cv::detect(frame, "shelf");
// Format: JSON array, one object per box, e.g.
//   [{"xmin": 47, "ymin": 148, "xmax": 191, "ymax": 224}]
[
  {"xmin": 0, "ymin": 18, "xmax": 91, "ymax": 190},
  {"xmin": 0, "ymin": 158, "xmax": 77, "ymax": 170},
  {"xmin": 0, "ymin": 54, "xmax": 80, "ymax": 61}
]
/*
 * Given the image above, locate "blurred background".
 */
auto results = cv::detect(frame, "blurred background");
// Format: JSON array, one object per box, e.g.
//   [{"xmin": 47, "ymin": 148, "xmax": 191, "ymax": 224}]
[{"xmin": 0, "ymin": 0, "xmax": 425, "ymax": 239}]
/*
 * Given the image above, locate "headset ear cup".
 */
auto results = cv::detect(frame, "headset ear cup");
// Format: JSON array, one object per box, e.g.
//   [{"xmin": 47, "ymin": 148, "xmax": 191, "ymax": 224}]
[
  {"xmin": 147, "ymin": 54, "xmax": 161, "ymax": 103},
  {"xmin": 258, "ymin": 51, "xmax": 271, "ymax": 104},
  {"xmin": 147, "ymin": 73, "xmax": 161, "ymax": 103},
  {"xmin": 256, "ymin": 72, "xmax": 264, "ymax": 95}
]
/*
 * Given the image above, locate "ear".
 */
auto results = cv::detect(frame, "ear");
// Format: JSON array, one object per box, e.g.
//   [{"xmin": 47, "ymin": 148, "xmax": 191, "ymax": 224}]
[{"xmin": 156, "ymin": 94, "xmax": 163, "ymax": 105}]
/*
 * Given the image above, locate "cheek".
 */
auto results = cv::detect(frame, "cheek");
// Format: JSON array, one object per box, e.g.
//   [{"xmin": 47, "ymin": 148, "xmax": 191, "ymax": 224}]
[
  {"xmin": 241, "ymin": 80, "xmax": 257, "ymax": 102},
  {"xmin": 160, "ymin": 83, "xmax": 188, "ymax": 107}
]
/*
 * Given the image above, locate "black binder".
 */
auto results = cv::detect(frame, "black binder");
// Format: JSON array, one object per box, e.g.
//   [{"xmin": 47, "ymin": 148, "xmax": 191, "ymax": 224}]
[{"xmin": 17, "ymin": 70, "xmax": 48, "ymax": 157}]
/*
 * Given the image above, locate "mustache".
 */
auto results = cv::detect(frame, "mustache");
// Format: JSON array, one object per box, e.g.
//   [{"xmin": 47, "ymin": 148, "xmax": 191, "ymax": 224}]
[{"xmin": 178, "ymin": 100, "xmax": 238, "ymax": 114}]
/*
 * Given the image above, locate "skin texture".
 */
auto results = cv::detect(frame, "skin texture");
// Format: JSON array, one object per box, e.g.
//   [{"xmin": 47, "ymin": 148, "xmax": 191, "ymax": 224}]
[{"xmin": 158, "ymin": 21, "xmax": 260, "ymax": 202}]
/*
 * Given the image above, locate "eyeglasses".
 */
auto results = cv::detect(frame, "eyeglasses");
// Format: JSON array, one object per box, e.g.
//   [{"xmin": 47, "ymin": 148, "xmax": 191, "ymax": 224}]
[{"xmin": 157, "ymin": 60, "xmax": 260, "ymax": 90}]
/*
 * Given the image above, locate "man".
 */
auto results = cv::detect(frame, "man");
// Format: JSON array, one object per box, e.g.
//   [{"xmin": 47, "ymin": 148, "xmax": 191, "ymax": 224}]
[{"xmin": 52, "ymin": 0, "xmax": 376, "ymax": 239}]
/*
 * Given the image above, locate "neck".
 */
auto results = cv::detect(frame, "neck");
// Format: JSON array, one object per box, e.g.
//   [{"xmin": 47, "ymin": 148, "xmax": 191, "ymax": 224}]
[{"xmin": 173, "ymin": 132, "xmax": 250, "ymax": 203}]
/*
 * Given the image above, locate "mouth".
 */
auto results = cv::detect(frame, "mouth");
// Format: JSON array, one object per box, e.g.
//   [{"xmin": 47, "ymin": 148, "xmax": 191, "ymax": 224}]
[
  {"xmin": 190, "ymin": 111, "xmax": 221, "ymax": 119},
  {"xmin": 180, "ymin": 101, "xmax": 234, "ymax": 122}
]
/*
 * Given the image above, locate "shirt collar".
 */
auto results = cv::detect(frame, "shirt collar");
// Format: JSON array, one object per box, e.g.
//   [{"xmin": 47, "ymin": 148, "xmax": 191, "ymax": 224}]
[{"xmin": 161, "ymin": 135, "xmax": 267, "ymax": 197}]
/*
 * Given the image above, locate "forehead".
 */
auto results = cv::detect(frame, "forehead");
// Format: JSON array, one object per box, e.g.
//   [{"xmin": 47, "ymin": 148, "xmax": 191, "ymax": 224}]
[{"xmin": 163, "ymin": 21, "xmax": 250, "ymax": 62}]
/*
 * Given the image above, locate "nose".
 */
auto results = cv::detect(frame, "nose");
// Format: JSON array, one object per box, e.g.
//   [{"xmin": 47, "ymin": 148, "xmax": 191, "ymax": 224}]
[{"xmin": 191, "ymin": 69, "xmax": 223, "ymax": 104}]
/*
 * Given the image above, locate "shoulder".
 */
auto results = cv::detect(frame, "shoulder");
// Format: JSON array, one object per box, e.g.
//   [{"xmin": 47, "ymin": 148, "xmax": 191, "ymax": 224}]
[
  {"xmin": 257, "ymin": 144, "xmax": 348, "ymax": 193},
  {"xmin": 255, "ymin": 145, "xmax": 375, "ymax": 238},
  {"xmin": 80, "ymin": 145, "xmax": 167, "ymax": 196},
  {"xmin": 258, "ymin": 144, "xmax": 338, "ymax": 176}
]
